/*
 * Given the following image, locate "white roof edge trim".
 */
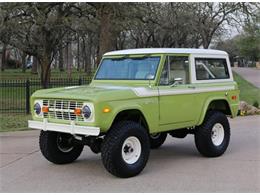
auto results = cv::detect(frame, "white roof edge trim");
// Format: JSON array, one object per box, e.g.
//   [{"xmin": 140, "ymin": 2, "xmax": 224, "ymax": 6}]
[{"xmin": 104, "ymin": 48, "xmax": 228, "ymax": 56}]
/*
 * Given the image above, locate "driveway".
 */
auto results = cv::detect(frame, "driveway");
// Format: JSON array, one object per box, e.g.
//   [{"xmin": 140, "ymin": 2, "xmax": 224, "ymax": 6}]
[
  {"xmin": 232, "ymin": 67, "xmax": 260, "ymax": 88},
  {"xmin": 1, "ymin": 116, "xmax": 260, "ymax": 192}
]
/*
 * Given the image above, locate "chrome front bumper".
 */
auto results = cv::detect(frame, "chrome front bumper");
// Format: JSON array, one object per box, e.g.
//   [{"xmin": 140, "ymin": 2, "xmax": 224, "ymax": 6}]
[{"xmin": 28, "ymin": 119, "xmax": 100, "ymax": 136}]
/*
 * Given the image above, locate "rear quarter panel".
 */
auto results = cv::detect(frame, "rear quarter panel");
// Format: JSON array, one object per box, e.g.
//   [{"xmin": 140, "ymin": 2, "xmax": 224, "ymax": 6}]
[{"xmin": 194, "ymin": 83, "xmax": 239, "ymax": 125}]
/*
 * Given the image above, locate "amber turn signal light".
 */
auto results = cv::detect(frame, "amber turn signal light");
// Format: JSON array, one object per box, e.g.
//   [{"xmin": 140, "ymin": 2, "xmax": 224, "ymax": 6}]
[
  {"xmin": 42, "ymin": 106, "xmax": 49, "ymax": 113},
  {"xmin": 103, "ymin": 107, "xmax": 111, "ymax": 113},
  {"xmin": 74, "ymin": 108, "xmax": 82, "ymax": 116}
]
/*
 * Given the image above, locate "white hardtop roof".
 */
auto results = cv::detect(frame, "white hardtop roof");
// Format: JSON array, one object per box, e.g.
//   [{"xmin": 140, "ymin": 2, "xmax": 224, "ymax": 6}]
[{"xmin": 104, "ymin": 48, "xmax": 228, "ymax": 56}]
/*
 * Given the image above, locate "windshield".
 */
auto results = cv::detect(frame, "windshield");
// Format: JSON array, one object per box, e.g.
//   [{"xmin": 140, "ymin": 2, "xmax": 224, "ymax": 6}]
[{"xmin": 95, "ymin": 56, "xmax": 160, "ymax": 80}]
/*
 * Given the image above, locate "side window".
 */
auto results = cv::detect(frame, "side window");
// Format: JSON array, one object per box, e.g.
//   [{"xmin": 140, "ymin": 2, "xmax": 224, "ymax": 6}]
[
  {"xmin": 159, "ymin": 57, "xmax": 169, "ymax": 85},
  {"xmin": 159, "ymin": 56, "xmax": 190, "ymax": 85},
  {"xmin": 169, "ymin": 56, "xmax": 190, "ymax": 84},
  {"xmin": 195, "ymin": 58, "xmax": 230, "ymax": 80}
]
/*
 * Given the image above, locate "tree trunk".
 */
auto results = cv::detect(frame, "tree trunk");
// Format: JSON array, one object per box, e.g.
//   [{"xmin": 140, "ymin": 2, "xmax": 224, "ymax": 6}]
[
  {"xmin": 22, "ymin": 52, "xmax": 27, "ymax": 72},
  {"xmin": 0, "ymin": 53, "xmax": 2, "ymax": 71},
  {"xmin": 37, "ymin": 58, "xmax": 41, "ymax": 78},
  {"xmin": 84, "ymin": 35, "xmax": 92, "ymax": 73},
  {"xmin": 66, "ymin": 42, "xmax": 73, "ymax": 79},
  {"xmin": 202, "ymin": 39, "xmax": 210, "ymax": 49},
  {"xmin": 53, "ymin": 54, "xmax": 58, "ymax": 69},
  {"xmin": 1, "ymin": 44, "xmax": 7, "ymax": 71},
  {"xmin": 65, "ymin": 42, "xmax": 68, "ymax": 75},
  {"xmin": 31, "ymin": 56, "xmax": 38, "ymax": 74},
  {"xmin": 86, "ymin": 43, "xmax": 92, "ymax": 73},
  {"xmin": 77, "ymin": 35, "xmax": 80, "ymax": 71},
  {"xmin": 82, "ymin": 36, "xmax": 87, "ymax": 73},
  {"xmin": 40, "ymin": 56, "xmax": 51, "ymax": 89},
  {"xmin": 95, "ymin": 44, "xmax": 99, "ymax": 69},
  {"xmin": 97, "ymin": 4, "xmax": 116, "ymax": 65},
  {"xmin": 201, "ymin": 32, "xmax": 213, "ymax": 49},
  {"xmin": 64, "ymin": 42, "xmax": 68, "ymax": 76},
  {"xmin": 58, "ymin": 46, "xmax": 64, "ymax": 72}
]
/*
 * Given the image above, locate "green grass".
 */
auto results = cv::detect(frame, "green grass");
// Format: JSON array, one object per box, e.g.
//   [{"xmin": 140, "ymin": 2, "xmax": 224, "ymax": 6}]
[
  {"xmin": 0, "ymin": 113, "xmax": 32, "ymax": 132},
  {"xmin": 233, "ymin": 72, "xmax": 260, "ymax": 105}
]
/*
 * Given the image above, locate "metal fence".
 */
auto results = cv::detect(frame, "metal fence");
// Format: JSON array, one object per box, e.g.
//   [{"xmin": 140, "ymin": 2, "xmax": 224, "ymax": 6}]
[{"xmin": 0, "ymin": 77, "xmax": 92, "ymax": 114}]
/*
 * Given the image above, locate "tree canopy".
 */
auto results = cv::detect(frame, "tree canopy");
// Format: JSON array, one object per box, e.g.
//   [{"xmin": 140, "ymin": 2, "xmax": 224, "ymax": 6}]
[
  {"xmin": 215, "ymin": 10, "xmax": 260, "ymax": 63},
  {"xmin": 0, "ymin": 2, "xmax": 259, "ymax": 87}
]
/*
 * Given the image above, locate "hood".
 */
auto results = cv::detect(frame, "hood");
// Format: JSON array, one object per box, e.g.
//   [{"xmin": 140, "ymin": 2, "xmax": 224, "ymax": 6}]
[{"xmin": 31, "ymin": 84, "xmax": 139, "ymax": 102}]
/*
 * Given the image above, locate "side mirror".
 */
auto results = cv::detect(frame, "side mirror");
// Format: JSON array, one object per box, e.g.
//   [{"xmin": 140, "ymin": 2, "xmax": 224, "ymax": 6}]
[
  {"xmin": 170, "ymin": 78, "xmax": 183, "ymax": 87},
  {"xmin": 146, "ymin": 74, "xmax": 154, "ymax": 88}
]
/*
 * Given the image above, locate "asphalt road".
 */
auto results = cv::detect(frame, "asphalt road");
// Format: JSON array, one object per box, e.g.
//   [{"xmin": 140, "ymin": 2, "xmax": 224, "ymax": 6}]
[
  {"xmin": 232, "ymin": 67, "xmax": 260, "ymax": 88},
  {"xmin": 1, "ymin": 116, "xmax": 260, "ymax": 192}
]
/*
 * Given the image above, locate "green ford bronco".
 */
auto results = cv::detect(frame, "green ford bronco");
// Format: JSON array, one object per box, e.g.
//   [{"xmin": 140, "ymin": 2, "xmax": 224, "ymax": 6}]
[{"xmin": 28, "ymin": 48, "xmax": 239, "ymax": 178}]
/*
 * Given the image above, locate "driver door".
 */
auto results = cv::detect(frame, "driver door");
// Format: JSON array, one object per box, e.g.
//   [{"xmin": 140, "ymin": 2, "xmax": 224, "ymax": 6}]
[{"xmin": 158, "ymin": 55, "xmax": 196, "ymax": 126}]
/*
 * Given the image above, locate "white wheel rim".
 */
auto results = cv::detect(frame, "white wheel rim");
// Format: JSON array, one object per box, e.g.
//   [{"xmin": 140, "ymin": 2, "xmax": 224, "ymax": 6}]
[
  {"xmin": 211, "ymin": 123, "xmax": 225, "ymax": 146},
  {"xmin": 121, "ymin": 136, "xmax": 141, "ymax": 164}
]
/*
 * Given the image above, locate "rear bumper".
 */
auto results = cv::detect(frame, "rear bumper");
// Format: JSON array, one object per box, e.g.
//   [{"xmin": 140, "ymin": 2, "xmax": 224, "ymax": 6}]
[{"xmin": 28, "ymin": 119, "xmax": 100, "ymax": 136}]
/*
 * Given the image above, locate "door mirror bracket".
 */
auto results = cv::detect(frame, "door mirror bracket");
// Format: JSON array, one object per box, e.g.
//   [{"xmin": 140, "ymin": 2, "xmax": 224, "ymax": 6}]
[{"xmin": 170, "ymin": 78, "xmax": 183, "ymax": 87}]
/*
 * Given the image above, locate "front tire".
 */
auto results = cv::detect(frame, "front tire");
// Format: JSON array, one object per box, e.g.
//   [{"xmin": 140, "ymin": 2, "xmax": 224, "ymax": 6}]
[
  {"xmin": 101, "ymin": 121, "xmax": 150, "ymax": 178},
  {"xmin": 195, "ymin": 111, "xmax": 230, "ymax": 157},
  {"xmin": 149, "ymin": 133, "xmax": 167, "ymax": 149},
  {"xmin": 39, "ymin": 131, "xmax": 84, "ymax": 164}
]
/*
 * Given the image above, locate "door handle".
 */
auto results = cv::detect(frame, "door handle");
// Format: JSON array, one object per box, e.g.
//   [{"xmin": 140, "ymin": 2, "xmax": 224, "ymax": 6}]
[{"xmin": 188, "ymin": 86, "xmax": 196, "ymax": 89}]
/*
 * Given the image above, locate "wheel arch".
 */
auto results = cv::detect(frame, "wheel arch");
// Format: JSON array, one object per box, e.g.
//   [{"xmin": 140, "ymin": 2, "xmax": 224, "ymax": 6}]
[
  {"xmin": 111, "ymin": 109, "xmax": 150, "ymax": 133},
  {"xmin": 198, "ymin": 98, "xmax": 232, "ymax": 125}
]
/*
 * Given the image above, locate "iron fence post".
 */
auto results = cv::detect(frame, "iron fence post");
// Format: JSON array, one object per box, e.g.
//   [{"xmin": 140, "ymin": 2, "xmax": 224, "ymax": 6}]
[
  {"xmin": 79, "ymin": 77, "xmax": 82, "ymax": 85},
  {"xmin": 26, "ymin": 79, "xmax": 30, "ymax": 114}
]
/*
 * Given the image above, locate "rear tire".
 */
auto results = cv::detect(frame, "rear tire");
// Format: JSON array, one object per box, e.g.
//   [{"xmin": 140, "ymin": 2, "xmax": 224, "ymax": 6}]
[
  {"xmin": 39, "ymin": 131, "xmax": 84, "ymax": 164},
  {"xmin": 149, "ymin": 133, "xmax": 167, "ymax": 149},
  {"xmin": 101, "ymin": 121, "xmax": 150, "ymax": 178},
  {"xmin": 195, "ymin": 111, "xmax": 230, "ymax": 157}
]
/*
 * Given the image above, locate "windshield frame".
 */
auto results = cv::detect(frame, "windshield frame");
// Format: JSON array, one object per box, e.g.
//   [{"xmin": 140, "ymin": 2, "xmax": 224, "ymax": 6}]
[{"xmin": 94, "ymin": 55, "xmax": 162, "ymax": 81}]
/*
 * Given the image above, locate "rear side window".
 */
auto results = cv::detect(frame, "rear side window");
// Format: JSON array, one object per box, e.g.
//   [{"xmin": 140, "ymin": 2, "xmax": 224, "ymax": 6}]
[{"xmin": 195, "ymin": 58, "xmax": 230, "ymax": 80}]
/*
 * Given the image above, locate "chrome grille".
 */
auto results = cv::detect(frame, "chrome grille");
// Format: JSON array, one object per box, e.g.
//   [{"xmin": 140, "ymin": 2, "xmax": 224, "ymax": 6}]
[{"xmin": 43, "ymin": 99, "xmax": 84, "ymax": 121}]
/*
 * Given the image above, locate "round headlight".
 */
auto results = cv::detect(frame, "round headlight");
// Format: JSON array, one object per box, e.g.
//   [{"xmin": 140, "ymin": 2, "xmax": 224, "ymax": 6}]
[
  {"xmin": 34, "ymin": 103, "xmax": 41, "ymax": 115},
  {"xmin": 82, "ymin": 105, "xmax": 91, "ymax": 119}
]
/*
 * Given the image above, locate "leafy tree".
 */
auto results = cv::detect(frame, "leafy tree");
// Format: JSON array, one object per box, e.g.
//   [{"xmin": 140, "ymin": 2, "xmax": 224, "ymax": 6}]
[
  {"xmin": 214, "ymin": 36, "xmax": 240, "ymax": 63},
  {"xmin": 189, "ymin": 2, "xmax": 258, "ymax": 48},
  {"xmin": 215, "ymin": 10, "xmax": 260, "ymax": 64},
  {"xmin": 0, "ymin": 2, "xmax": 258, "ymax": 85},
  {"xmin": 238, "ymin": 12, "xmax": 260, "ymax": 61},
  {"xmin": 0, "ymin": 3, "xmax": 83, "ymax": 87}
]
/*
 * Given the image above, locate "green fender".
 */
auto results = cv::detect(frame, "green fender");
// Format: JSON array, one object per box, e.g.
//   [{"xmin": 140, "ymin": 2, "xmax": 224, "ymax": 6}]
[
  {"xmin": 98, "ymin": 103, "xmax": 156, "ymax": 133},
  {"xmin": 197, "ymin": 96, "xmax": 232, "ymax": 126}
]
